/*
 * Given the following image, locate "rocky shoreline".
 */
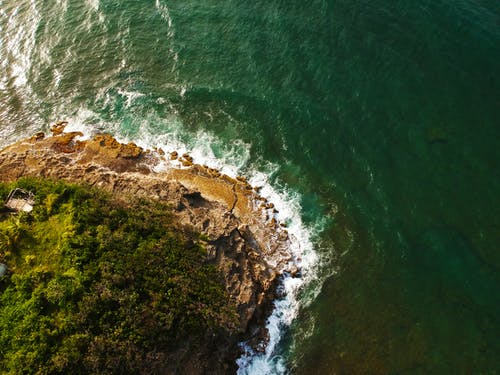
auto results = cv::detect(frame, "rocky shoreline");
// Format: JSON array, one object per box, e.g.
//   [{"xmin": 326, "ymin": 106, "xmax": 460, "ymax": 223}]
[{"xmin": 0, "ymin": 123, "xmax": 297, "ymax": 374}]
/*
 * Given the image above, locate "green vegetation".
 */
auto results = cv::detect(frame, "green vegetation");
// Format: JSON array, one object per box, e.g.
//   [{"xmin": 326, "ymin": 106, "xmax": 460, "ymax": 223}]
[{"xmin": 0, "ymin": 178, "xmax": 235, "ymax": 374}]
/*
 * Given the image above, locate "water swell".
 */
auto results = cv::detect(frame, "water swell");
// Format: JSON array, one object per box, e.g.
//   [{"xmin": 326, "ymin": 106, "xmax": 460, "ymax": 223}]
[
  {"xmin": 0, "ymin": 3, "xmax": 332, "ymax": 372},
  {"xmin": 38, "ymin": 87, "xmax": 327, "ymax": 373}
]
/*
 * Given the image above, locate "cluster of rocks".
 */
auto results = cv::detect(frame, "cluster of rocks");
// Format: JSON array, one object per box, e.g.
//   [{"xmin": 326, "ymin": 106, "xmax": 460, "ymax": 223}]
[{"xmin": 0, "ymin": 122, "xmax": 298, "ymax": 374}]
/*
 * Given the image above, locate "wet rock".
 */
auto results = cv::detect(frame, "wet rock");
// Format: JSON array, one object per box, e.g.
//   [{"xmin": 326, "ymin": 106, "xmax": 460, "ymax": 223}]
[
  {"xmin": 50, "ymin": 121, "xmax": 68, "ymax": 135},
  {"xmin": 31, "ymin": 132, "xmax": 45, "ymax": 141},
  {"xmin": 221, "ymin": 174, "xmax": 237, "ymax": 184},
  {"xmin": 208, "ymin": 168, "xmax": 221, "ymax": 178},
  {"xmin": 51, "ymin": 132, "xmax": 85, "ymax": 153},
  {"xmin": 121, "ymin": 142, "xmax": 142, "ymax": 158},
  {"xmin": 181, "ymin": 158, "xmax": 193, "ymax": 167},
  {"xmin": 0, "ymin": 126, "xmax": 296, "ymax": 374}
]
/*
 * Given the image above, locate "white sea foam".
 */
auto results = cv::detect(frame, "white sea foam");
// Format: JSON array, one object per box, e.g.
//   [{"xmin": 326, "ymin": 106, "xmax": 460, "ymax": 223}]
[
  {"xmin": 117, "ymin": 89, "xmax": 146, "ymax": 108},
  {"xmin": 125, "ymin": 119, "xmax": 324, "ymax": 375},
  {"xmin": 59, "ymin": 108, "xmax": 100, "ymax": 141},
  {"xmin": 130, "ymin": 123, "xmax": 325, "ymax": 374},
  {"xmin": 236, "ymin": 183, "xmax": 323, "ymax": 375},
  {"xmin": 42, "ymin": 103, "xmax": 325, "ymax": 375}
]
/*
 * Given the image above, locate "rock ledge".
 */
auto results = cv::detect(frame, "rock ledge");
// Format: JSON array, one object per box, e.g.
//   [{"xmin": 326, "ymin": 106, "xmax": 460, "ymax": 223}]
[{"xmin": 0, "ymin": 124, "xmax": 296, "ymax": 374}]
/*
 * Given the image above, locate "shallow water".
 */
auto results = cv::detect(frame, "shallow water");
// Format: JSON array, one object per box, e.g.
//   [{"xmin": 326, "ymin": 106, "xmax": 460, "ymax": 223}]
[{"xmin": 1, "ymin": 1, "xmax": 499, "ymax": 373}]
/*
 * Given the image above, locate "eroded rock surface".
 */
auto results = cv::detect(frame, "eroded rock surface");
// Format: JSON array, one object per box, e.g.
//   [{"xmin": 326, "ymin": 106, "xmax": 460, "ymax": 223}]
[{"xmin": 0, "ymin": 127, "xmax": 294, "ymax": 374}]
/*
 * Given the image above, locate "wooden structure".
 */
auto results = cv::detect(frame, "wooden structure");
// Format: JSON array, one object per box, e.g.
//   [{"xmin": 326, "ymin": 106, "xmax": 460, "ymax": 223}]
[{"xmin": 4, "ymin": 188, "xmax": 35, "ymax": 213}]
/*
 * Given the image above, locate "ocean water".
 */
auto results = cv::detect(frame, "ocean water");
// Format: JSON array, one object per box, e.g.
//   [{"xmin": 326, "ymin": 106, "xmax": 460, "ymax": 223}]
[{"xmin": 1, "ymin": 1, "xmax": 499, "ymax": 373}]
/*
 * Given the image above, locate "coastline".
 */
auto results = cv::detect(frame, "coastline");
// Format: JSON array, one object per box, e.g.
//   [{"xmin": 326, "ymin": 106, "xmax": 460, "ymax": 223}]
[{"xmin": 0, "ymin": 123, "xmax": 298, "ymax": 373}]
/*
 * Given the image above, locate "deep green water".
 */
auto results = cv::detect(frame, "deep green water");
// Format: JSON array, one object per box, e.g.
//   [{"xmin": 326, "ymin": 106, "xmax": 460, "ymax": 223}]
[{"xmin": 1, "ymin": 1, "xmax": 499, "ymax": 373}]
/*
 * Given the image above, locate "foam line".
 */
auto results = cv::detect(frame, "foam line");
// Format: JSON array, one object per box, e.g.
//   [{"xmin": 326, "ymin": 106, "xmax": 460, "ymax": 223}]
[{"xmin": 52, "ymin": 108, "xmax": 324, "ymax": 374}]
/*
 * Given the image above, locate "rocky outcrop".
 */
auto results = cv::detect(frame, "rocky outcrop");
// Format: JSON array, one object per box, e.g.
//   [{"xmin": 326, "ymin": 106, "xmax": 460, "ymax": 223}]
[{"xmin": 0, "ymin": 125, "xmax": 295, "ymax": 374}]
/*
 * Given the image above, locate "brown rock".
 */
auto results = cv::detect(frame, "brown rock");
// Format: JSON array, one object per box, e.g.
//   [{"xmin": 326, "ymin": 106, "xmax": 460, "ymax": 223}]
[
  {"xmin": 94, "ymin": 133, "xmax": 120, "ymax": 149},
  {"xmin": 31, "ymin": 132, "xmax": 45, "ymax": 141},
  {"xmin": 181, "ymin": 153, "xmax": 194, "ymax": 163},
  {"xmin": 0, "ymin": 127, "xmax": 295, "ymax": 375},
  {"xmin": 207, "ymin": 168, "xmax": 222, "ymax": 178},
  {"xmin": 51, "ymin": 132, "xmax": 84, "ymax": 153},
  {"xmin": 121, "ymin": 142, "xmax": 142, "ymax": 159},
  {"xmin": 50, "ymin": 121, "xmax": 68, "ymax": 135},
  {"xmin": 221, "ymin": 174, "xmax": 237, "ymax": 184}
]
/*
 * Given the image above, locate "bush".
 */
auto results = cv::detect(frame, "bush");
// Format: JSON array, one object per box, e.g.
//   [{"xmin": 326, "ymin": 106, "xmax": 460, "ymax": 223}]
[{"xmin": 0, "ymin": 178, "xmax": 235, "ymax": 374}]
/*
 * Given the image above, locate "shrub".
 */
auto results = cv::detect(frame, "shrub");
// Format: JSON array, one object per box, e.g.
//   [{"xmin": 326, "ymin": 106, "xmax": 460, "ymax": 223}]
[{"xmin": 0, "ymin": 178, "xmax": 235, "ymax": 374}]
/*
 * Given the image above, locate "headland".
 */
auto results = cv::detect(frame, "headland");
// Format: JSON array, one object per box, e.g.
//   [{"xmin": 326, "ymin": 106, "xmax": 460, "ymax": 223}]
[{"xmin": 0, "ymin": 122, "xmax": 297, "ymax": 374}]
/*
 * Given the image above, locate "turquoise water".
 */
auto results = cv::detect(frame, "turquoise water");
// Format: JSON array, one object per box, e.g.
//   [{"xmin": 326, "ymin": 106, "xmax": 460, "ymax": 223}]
[{"xmin": 1, "ymin": 1, "xmax": 499, "ymax": 373}]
